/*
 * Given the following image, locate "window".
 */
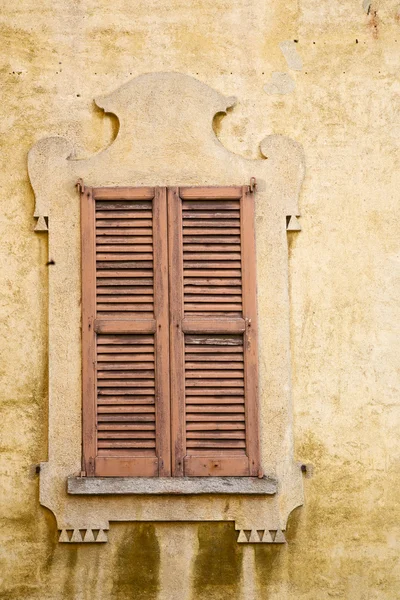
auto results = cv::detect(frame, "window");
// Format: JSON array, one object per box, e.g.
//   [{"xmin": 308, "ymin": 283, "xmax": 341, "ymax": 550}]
[{"xmin": 81, "ymin": 185, "xmax": 261, "ymax": 478}]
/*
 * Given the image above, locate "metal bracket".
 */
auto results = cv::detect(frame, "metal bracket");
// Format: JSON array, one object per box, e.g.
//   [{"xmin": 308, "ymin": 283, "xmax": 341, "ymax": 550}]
[
  {"xmin": 76, "ymin": 178, "xmax": 85, "ymax": 194},
  {"xmin": 249, "ymin": 177, "xmax": 257, "ymax": 193}
]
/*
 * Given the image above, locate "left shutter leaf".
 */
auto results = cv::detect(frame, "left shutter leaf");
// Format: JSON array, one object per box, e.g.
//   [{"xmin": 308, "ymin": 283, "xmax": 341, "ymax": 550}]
[{"xmin": 81, "ymin": 186, "xmax": 171, "ymax": 477}]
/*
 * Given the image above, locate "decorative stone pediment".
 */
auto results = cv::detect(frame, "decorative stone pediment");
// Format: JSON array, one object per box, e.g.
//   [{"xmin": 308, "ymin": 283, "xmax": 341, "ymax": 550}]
[{"xmin": 29, "ymin": 72, "xmax": 304, "ymax": 543}]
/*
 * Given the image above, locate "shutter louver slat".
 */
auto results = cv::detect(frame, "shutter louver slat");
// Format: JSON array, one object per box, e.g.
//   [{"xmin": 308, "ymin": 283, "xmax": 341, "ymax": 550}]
[
  {"xmin": 182, "ymin": 200, "xmax": 242, "ymax": 318},
  {"xmin": 185, "ymin": 335, "xmax": 246, "ymax": 455},
  {"xmin": 96, "ymin": 199, "xmax": 154, "ymax": 320}
]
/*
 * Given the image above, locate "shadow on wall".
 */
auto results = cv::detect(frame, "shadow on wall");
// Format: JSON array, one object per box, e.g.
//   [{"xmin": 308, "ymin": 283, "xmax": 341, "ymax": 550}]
[
  {"xmin": 192, "ymin": 523, "xmax": 243, "ymax": 600},
  {"xmin": 112, "ymin": 524, "xmax": 160, "ymax": 600}
]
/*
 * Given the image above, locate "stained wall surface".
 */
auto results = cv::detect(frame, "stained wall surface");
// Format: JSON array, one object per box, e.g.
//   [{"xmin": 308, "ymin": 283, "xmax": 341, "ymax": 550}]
[{"xmin": 1, "ymin": 0, "xmax": 400, "ymax": 598}]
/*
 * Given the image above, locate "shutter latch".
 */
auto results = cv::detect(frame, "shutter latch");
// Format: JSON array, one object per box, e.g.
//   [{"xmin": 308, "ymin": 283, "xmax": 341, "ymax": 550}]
[{"xmin": 249, "ymin": 177, "xmax": 257, "ymax": 193}]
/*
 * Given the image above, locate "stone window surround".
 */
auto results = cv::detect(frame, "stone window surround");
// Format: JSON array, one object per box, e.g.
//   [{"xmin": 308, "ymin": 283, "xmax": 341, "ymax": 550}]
[{"xmin": 28, "ymin": 72, "xmax": 304, "ymax": 544}]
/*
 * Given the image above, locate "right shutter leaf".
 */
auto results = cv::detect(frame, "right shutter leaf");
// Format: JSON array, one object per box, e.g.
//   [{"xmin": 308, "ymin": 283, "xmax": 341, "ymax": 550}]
[{"xmin": 168, "ymin": 186, "xmax": 261, "ymax": 477}]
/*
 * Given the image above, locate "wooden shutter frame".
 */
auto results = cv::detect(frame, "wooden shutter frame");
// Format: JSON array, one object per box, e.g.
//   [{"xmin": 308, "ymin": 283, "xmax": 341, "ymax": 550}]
[
  {"xmin": 82, "ymin": 184, "xmax": 261, "ymax": 478},
  {"xmin": 81, "ymin": 187, "xmax": 96, "ymax": 476},
  {"xmin": 240, "ymin": 186, "xmax": 261, "ymax": 476}
]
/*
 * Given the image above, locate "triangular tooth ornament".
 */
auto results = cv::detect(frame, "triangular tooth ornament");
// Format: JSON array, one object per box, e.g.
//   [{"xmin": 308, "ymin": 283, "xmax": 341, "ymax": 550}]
[
  {"xmin": 237, "ymin": 530, "xmax": 249, "ymax": 543},
  {"xmin": 70, "ymin": 529, "xmax": 83, "ymax": 543},
  {"xmin": 58, "ymin": 530, "xmax": 70, "ymax": 543},
  {"xmin": 96, "ymin": 529, "xmax": 108, "ymax": 543},
  {"xmin": 83, "ymin": 529, "xmax": 96, "ymax": 543},
  {"xmin": 34, "ymin": 216, "xmax": 48, "ymax": 231},
  {"xmin": 286, "ymin": 215, "xmax": 301, "ymax": 231},
  {"xmin": 261, "ymin": 530, "xmax": 274, "ymax": 543},
  {"xmin": 249, "ymin": 530, "xmax": 261, "ymax": 543},
  {"xmin": 274, "ymin": 530, "xmax": 286, "ymax": 544}
]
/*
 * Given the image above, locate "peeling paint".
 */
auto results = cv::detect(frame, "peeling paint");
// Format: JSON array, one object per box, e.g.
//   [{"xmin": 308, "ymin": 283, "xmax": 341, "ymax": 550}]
[
  {"xmin": 264, "ymin": 72, "xmax": 295, "ymax": 95},
  {"xmin": 363, "ymin": 0, "xmax": 371, "ymax": 14},
  {"xmin": 279, "ymin": 41, "xmax": 303, "ymax": 71}
]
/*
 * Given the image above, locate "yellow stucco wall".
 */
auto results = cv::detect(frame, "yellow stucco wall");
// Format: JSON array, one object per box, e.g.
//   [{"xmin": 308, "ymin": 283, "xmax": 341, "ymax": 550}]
[{"xmin": 1, "ymin": 0, "xmax": 400, "ymax": 598}]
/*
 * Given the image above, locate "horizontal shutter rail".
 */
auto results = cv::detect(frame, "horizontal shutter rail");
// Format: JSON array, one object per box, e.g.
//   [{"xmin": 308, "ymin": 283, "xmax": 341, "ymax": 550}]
[
  {"xmin": 95, "ymin": 320, "xmax": 156, "ymax": 334},
  {"xmin": 182, "ymin": 320, "xmax": 245, "ymax": 334},
  {"xmin": 179, "ymin": 187, "xmax": 243, "ymax": 199},
  {"xmin": 92, "ymin": 187, "xmax": 155, "ymax": 200},
  {"xmin": 95, "ymin": 457, "xmax": 159, "ymax": 476}
]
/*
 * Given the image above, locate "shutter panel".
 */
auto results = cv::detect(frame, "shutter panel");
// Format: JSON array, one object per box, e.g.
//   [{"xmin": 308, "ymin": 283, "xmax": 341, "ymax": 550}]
[
  {"xmin": 168, "ymin": 186, "xmax": 261, "ymax": 477},
  {"xmin": 81, "ymin": 186, "xmax": 170, "ymax": 477}
]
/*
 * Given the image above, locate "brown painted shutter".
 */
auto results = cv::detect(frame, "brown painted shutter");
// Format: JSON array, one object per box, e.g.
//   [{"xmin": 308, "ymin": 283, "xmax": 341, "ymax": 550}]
[
  {"xmin": 168, "ymin": 186, "xmax": 261, "ymax": 477},
  {"xmin": 81, "ymin": 186, "xmax": 170, "ymax": 477}
]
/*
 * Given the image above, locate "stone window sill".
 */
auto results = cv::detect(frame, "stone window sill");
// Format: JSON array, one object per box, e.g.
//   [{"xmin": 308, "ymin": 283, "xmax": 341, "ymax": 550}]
[{"xmin": 67, "ymin": 476, "xmax": 277, "ymax": 496}]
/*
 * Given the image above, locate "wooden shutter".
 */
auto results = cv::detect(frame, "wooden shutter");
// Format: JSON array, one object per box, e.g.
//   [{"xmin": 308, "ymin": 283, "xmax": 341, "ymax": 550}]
[
  {"xmin": 168, "ymin": 186, "xmax": 261, "ymax": 477},
  {"xmin": 81, "ymin": 186, "xmax": 170, "ymax": 477}
]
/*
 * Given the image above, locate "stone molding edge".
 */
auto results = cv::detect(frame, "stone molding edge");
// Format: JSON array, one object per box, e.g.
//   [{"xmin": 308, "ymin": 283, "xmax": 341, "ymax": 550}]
[
  {"xmin": 67, "ymin": 476, "xmax": 278, "ymax": 495},
  {"xmin": 59, "ymin": 528, "xmax": 109, "ymax": 543},
  {"xmin": 57, "ymin": 527, "xmax": 285, "ymax": 544},
  {"xmin": 236, "ymin": 528, "xmax": 286, "ymax": 544}
]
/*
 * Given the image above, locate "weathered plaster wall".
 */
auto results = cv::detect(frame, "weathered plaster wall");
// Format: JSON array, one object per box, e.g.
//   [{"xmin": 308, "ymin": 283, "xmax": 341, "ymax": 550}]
[{"xmin": 1, "ymin": 0, "xmax": 400, "ymax": 598}]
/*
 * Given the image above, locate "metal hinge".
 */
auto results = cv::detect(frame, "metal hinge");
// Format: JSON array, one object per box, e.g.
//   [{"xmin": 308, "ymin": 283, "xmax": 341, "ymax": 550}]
[{"xmin": 76, "ymin": 178, "xmax": 85, "ymax": 194}]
